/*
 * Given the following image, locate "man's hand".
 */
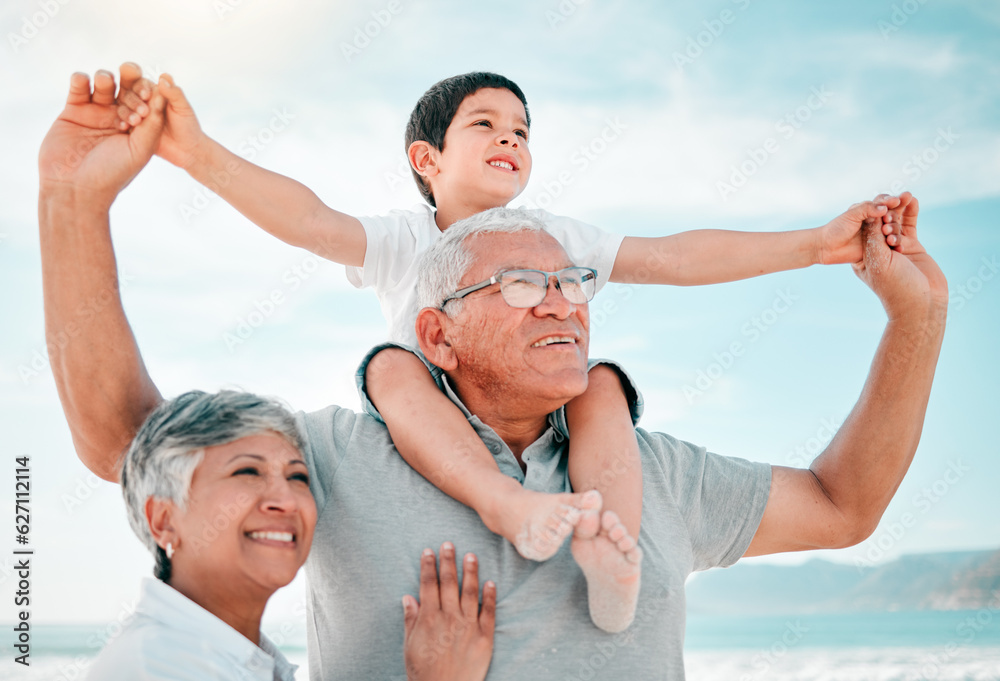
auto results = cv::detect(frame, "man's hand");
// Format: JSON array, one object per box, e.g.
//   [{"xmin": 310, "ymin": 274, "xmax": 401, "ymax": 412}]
[
  {"xmin": 852, "ymin": 193, "xmax": 948, "ymax": 316},
  {"xmin": 746, "ymin": 192, "xmax": 946, "ymax": 557},
  {"xmin": 816, "ymin": 195, "xmax": 901, "ymax": 265},
  {"xmin": 38, "ymin": 66, "xmax": 164, "ymax": 207},
  {"xmin": 114, "ymin": 64, "xmax": 207, "ymax": 172},
  {"xmin": 403, "ymin": 543, "xmax": 496, "ymax": 681},
  {"xmin": 879, "ymin": 191, "xmax": 927, "ymax": 255}
]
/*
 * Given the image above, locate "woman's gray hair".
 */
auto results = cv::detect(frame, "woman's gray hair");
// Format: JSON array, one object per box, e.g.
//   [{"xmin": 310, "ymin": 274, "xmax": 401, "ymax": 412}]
[
  {"xmin": 120, "ymin": 390, "xmax": 304, "ymax": 580},
  {"xmin": 416, "ymin": 207, "xmax": 546, "ymax": 314}
]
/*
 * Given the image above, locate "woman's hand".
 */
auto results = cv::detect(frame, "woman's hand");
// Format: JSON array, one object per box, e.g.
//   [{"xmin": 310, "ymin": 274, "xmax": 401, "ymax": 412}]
[
  {"xmin": 403, "ymin": 543, "xmax": 496, "ymax": 681},
  {"xmin": 39, "ymin": 67, "xmax": 165, "ymax": 206}
]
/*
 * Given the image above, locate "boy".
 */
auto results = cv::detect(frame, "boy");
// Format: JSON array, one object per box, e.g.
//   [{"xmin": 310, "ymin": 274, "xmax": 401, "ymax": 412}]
[{"xmin": 115, "ymin": 64, "xmax": 899, "ymax": 633}]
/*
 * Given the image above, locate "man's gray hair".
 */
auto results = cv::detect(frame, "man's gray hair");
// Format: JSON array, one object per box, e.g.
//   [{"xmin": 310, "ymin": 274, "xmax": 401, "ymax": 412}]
[
  {"xmin": 417, "ymin": 207, "xmax": 546, "ymax": 313},
  {"xmin": 120, "ymin": 390, "xmax": 304, "ymax": 572}
]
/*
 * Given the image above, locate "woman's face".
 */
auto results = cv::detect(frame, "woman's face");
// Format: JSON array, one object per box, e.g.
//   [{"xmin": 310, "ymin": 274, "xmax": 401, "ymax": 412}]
[{"xmin": 168, "ymin": 432, "xmax": 317, "ymax": 595}]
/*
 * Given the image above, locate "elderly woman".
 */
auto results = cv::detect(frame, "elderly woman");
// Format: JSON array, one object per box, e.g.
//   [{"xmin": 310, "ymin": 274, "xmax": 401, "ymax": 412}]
[{"xmin": 87, "ymin": 390, "xmax": 495, "ymax": 680}]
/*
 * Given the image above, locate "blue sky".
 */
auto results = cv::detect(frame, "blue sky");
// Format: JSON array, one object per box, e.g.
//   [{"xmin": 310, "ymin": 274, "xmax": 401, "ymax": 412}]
[{"xmin": 0, "ymin": 0, "xmax": 997, "ymax": 627}]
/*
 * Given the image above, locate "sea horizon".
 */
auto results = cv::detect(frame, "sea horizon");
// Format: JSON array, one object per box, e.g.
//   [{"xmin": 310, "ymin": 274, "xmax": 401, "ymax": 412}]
[{"xmin": 3, "ymin": 609, "xmax": 998, "ymax": 680}]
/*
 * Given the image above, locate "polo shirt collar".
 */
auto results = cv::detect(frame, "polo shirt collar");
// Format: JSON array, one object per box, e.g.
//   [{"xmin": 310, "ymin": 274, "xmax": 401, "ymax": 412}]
[{"xmin": 438, "ymin": 375, "xmax": 566, "ymax": 484}]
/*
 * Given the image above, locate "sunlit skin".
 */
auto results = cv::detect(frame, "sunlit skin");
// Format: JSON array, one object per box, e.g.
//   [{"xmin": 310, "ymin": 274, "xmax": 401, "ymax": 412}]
[
  {"xmin": 145, "ymin": 433, "xmax": 316, "ymax": 645},
  {"xmin": 419, "ymin": 230, "xmax": 590, "ymax": 456},
  {"xmin": 408, "ymin": 87, "xmax": 533, "ymax": 231}
]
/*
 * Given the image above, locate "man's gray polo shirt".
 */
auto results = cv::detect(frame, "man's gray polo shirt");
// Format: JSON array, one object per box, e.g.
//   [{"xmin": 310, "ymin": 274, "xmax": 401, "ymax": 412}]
[{"xmin": 296, "ymin": 349, "xmax": 771, "ymax": 680}]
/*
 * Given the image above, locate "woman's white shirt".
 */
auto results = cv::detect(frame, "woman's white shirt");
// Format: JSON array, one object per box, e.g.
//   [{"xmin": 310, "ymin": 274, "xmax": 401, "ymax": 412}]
[{"xmin": 86, "ymin": 578, "xmax": 298, "ymax": 681}]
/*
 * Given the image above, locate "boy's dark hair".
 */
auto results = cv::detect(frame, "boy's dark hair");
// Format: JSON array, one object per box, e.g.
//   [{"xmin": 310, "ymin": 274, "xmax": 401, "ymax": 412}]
[{"xmin": 405, "ymin": 72, "xmax": 530, "ymax": 207}]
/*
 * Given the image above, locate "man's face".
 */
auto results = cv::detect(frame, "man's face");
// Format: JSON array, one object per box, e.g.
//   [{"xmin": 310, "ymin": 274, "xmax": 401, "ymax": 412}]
[
  {"xmin": 444, "ymin": 230, "xmax": 590, "ymax": 410},
  {"xmin": 432, "ymin": 88, "xmax": 533, "ymax": 209}
]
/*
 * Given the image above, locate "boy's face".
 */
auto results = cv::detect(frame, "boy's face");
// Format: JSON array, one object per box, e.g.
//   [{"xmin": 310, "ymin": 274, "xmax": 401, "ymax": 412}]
[{"xmin": 431, "ymin": 87, "xmax": 532, "ymax": 210}]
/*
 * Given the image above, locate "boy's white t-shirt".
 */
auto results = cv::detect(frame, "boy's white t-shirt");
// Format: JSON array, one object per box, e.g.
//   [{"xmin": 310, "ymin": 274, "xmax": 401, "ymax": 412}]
[{"xmin": 346, "ymin": 204, "xmax": 625, "ymax": 347}]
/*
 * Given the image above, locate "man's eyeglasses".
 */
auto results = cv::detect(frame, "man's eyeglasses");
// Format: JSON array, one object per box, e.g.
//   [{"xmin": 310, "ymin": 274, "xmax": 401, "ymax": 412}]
[{"xmin": 440, "ymin": 267, "xmax": 598, "ymax": 310}]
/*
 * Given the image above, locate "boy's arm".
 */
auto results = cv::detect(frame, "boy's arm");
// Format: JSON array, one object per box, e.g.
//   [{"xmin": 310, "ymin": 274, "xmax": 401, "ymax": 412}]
[
  {"xmin": 120, "ymin": 66, "xmax": 366, "ymax": 267},
  {"xmin": 609, "ymin": 200, "xmax": 895, "ymax": 286},
  {"xmin": 181, "ymin": 133, "xmax": 367, "ymax": 266}
]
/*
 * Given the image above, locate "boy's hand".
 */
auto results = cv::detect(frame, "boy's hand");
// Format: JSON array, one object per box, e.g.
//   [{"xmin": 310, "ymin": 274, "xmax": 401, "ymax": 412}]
[
  {"xmin": 114, "ymin": 62, "xmax": 155, "ymax": 131},
  {"xmin": 816, "ymin": 195, "xmax": 900, "ymax": 265},
  {"xmin": 115, "ymin": 64, "xmax": 206, "ymax": 171},
  {"xmin": 403, "ymin": 543, "xmax": 496, "ymax": 681}
]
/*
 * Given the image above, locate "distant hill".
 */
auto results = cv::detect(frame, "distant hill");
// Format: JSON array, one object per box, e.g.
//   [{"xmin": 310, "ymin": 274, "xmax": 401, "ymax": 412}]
[{"xmin": 686, "ymin": 549, "xmax": 1000, "ymax": 615}]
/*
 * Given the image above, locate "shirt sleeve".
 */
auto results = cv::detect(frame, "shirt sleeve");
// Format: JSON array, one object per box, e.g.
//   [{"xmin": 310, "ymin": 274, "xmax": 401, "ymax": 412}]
[
  {"xmin": 295, "ymin": 405, "xmax": 360, "ymax": 514},
  {"xmin": 641, "ymin": 430, "xmax": 771, "ymax": 571},
  {"xmin": 344, "ymin": 210, "xmax": 422, "ymax": 291},
  {"xmin": 531, "ymin": 209, "xmax": 625, "ymax": 293},
  {"xmin": 87, "ymin": 628, "xmax": 245, "ymax": 681},
  {"xmin": 354, "ymin": 342, "xmax": 444, "ymax": 424}
]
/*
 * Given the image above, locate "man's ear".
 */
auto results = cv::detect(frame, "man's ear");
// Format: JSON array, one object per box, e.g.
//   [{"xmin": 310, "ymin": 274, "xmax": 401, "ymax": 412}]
[
  {"xmin": 408, "ymin": 141, "xmax": 440, "ymax": 180},
  {"xmin": 145, "ymin": 496, "xmax": 178, "ymax": 551},
  {"xmin": 415, "ymin": 307, "xmax": 458, "ymax": 372}
]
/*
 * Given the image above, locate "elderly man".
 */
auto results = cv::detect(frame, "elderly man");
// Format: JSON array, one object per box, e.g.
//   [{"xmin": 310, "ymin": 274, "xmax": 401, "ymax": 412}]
[{"xmin": 40, "ymin": 72, "xmax": 947, "ymax": 679}]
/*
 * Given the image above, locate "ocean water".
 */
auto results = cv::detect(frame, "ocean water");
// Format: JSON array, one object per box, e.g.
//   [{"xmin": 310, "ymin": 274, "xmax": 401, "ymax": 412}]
[
  {"xmin": 3, "ymin": 611, "xmax": 999, "ymax": 679},
  {"xmin": 685, "ymin": 611, "xmax": 1000, "ymax": 680},
  {"xmin": 685, "ymin": 647, "xmax": 1000, "ymax": 681}
]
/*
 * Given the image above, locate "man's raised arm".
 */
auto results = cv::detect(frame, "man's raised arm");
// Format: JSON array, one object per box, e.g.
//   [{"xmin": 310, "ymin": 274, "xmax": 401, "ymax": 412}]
[
  {"xmin": 745, "ymin": 194, "xmax": 948, "ymax": 555},
  {"xmin": 39, "ymin": 67, "xmax": 166, "ymax": 481}
]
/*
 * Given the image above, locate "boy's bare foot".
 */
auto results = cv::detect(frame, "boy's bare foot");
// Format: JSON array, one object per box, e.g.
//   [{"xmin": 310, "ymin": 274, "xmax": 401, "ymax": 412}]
[
  {"xmin": 489, "ymin": 489, "xmax": 602, "ymax": 561},
  {"xmin": 570, "ymin": 509, "xmax": 643, "ymax": 633}
]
